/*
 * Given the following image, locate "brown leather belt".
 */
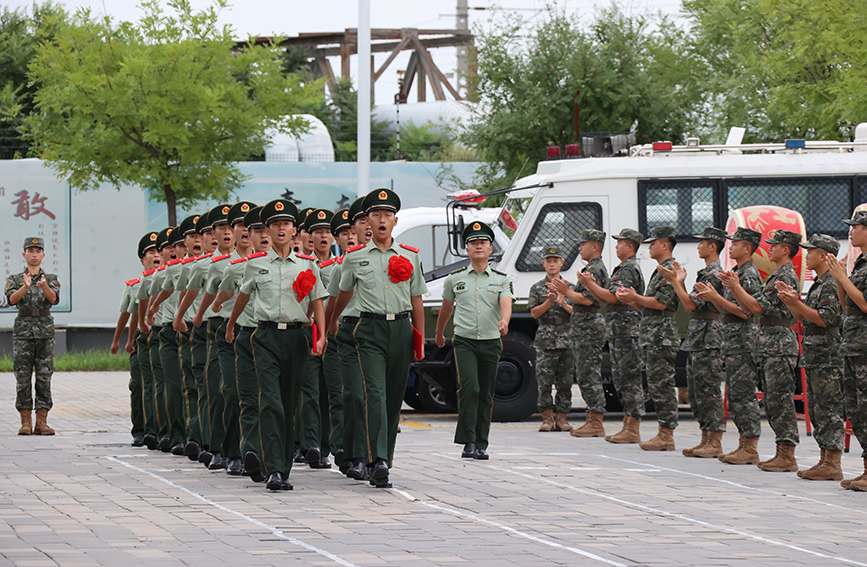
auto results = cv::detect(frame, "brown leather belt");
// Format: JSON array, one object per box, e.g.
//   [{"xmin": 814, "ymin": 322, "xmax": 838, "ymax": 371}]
[
  {"xmin": 803, "ymin": 326, "xmax": 840, "ymax": 336},
  {"xmin": 572, "ymin": 305, "xmax": 601, "ymax": 314},
  {"xmin": 607, "ymin": 304, "xmax": 634, "ymax": 313},
  {"xmin": 721, "ymin": 313, "xmax": 750, "ymax": 324},
  {"xmin": 643, "ymin": 308, "xmax": 675, "ymax": 318},
  {"xmin": 846, "ymin": 306, "xmax": 867, "ymax": 317},
  {"xmin": 759, "ymin": 317, "xmax": 793, "ymax": 327},
  {"xmin": 17, "ymin": 308, "xmax": 51, "ymax": 317},
  {"xmin": 690, "ymin": 312, "xmax": 719, "ymax": 321}
]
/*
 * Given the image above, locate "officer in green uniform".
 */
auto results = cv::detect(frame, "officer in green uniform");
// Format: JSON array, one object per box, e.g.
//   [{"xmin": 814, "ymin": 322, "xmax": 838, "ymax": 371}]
[
  {"xmin": 616, "ymin": 226, "xmax": 681, "ymax": 451},
  {"xmin": 436, "ymin": 221, "xmax": 514, "ymax": 459},
  {"xmin": 329, "ymin": 188, "xmax": 428, "ymax": 488},
  {"xmin": 6, "ymin": 237, "xmax": 60, "ymax": 436},
  {"xmin": 226, "ymin": 199, "xmax": 328, "ymax": 491}
]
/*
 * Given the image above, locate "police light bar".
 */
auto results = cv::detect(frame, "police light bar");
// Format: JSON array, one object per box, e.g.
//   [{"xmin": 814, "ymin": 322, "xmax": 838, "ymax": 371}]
[
  {"xmin": 785, "ymin": 139, "xmax": 806, "ymax": 149},
  {"xmin": 565, "ymin": 144, "xmax": 580, "ymax": 158},
  {"xmin": 546, "ymin": 146, "xmax": 561, "ymax": 160},
  {"xmin": 652, "ymin": 141, "xmax": 673, "ymax": 151},
  {"xmin": 449, "ymin": 189, "xmax": 486, "ymax": 204}
]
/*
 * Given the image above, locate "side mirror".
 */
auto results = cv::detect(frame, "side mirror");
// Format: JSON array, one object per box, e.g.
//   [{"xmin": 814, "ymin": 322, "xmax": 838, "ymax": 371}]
[{"xmin": 453, "ymin": 214, "xmax": 465, "ymax": 252}]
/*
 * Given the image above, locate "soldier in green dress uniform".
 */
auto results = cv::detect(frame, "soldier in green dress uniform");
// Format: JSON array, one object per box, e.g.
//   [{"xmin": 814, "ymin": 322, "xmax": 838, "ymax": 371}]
[
  {"xmin": 226, "ymin": 199, "xmax": 328, "ymax": 492},
  {"xmin": 435, "ymin": 221, "xmax": 514, "ymax": 459},
  {"xmin": 6, "ymin": 237, "xmax": 60, "ymax": 436}
]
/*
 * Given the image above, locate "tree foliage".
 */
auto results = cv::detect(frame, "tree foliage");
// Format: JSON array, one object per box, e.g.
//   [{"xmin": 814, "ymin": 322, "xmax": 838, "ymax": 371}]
[{"xmin": 17, "ymin": 0, "xmax": 321, "ymax": 224}]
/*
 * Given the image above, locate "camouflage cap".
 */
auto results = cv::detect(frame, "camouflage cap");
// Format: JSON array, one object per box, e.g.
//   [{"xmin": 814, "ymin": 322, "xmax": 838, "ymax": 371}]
[
  {"xmin": 305, "ymin": 208, "xmax": 333, "ymax": 233},
  {"xmin": 693, "ymin": 227, "xmax": 726, "ymax": 243},
  {"xmin": 363, "ymin": 187, "xmax": 401, "ymax": 214},
  {"xmin": 137, "ymin": 231, "xmax": 159, "ymax": 258},
  {"xmin": 330, "ymin": 208, "xmax": 351, "ymax": 236},
  {"xmin": 462, "ymin": 220, "xmax": 494, "ymax": 246},
  {"xmin": 23, "ymin": 237, "xmax": 44, "ymax": 251},
  {"xmin": 643, "ymin": 226, "xmax": 677, "ymax": 243},
  {"xmin": 844, "ymin": 210, "xmax": 867, "ymax": 227},
  {"xmin": 261, "ymin": 199, "xmax": 298, "ymax": 226},
  {"xmin": 243, "ymin": 206, "xmax": 265, "ymax": 230},
  {"xmin": 611, "ymin": 228, "xmax": 643, "ymax": 246},
  {"xmin": 726, "ymin": 226, "xmax": 761, "ymax": 246},
  {"xmin": 765, "ymin": 229, "xmax": 802, "ymax": 246},
  {"xmin": 578, "ymin": 229, "xmax": 606, "ymax": 244},
  {"xmin": 542, "ymin": 245, "xmax": 562, "ymax": 259},
  {"xmin": 228, "ymin": 201, "xmax": 256, "ymax": 226},
  {"xmin": 800, "ymin": 233, "xmax": 839, "ymax": 255}
]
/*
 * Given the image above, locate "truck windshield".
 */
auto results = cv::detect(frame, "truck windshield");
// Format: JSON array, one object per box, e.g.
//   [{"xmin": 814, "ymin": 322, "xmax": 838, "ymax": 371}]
[{"xmin": 499, "ymin": 188, "xmax": 537, "ymax": 238}]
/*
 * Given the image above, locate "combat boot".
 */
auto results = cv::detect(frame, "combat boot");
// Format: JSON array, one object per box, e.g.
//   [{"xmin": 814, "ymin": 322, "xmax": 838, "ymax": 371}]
[
  {"xmin": 18, "ymin": 410, "xmax": 32, "ymax": 435},
  {"xmin": 34, "ymin": 409, "xmax": 55, "ymax": 436},
  {"xmin": 800, "ymin": 449, "xmax": 843, "ymax": 481},
  {"xmin": 694, "ymin": 431, "xmax": 724, "ymax": 458},
  {"xmin": 682, "ymin": 430, "xmax": 708, "ymax": 457},
  {"xmin": 757, "ymin": 443, "xmax": 798, "ymax": 472},
  {"xmin": 797, "ymin": 448, "xmax": 825, "ymax": 479},
  {"xmin": 841, "ymin": 458, "xmax": 867, "ymax": 489},
  {"xmin": 570, "ymin": 411, "xmax": 605, "ymax": 438},
  {"xmin": 554, "ymin": 412, "xmax": 573, "ymax": 432},
  {"xmin": 539, "ymin": 409, "xmax": 555, "ymax": 432},
  {"xmin": 639, "ymin": 426, "xmax": 675, "ymax": 451},
  {"xmin": 719, "ymin": 434, "xmax": 760, "ymax": 465},
  {"xmin": 605, "ymin": 416, "xmax": 641, "ymax": 444}
]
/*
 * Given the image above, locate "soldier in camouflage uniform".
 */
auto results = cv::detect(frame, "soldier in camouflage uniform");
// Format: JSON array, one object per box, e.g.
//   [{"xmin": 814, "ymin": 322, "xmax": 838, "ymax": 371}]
[
  {"xmin": 828, "ymin": 210, "xmax": 867, "ymax": 491},
  {"xmin": 553, "ymin": 229, "xmax": 609, "ymax": 437},
  {"xmin": 720, "ymin": 229, "xmax": 802, "ymax": 472},
  {"xmin": 617, "ymin": 226, "xmax": 680, "ymax": 451},
  {"xmin": 777, "ymin": 234, "xmax": 844, "ymax": 481},
  {"xmin": 528, "ymin": 246, "xmax": 574, "ymax": 432},
  {"xmin": 6, "ymin": 237, "xmax": 61, "ymax": 436},
  {"xmin": 659, "ymin": 227, "xmax": 726, "ymax": 458}
]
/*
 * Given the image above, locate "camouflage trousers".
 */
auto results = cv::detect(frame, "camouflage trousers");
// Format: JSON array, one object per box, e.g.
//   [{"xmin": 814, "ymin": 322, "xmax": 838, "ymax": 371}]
[
  {"xmin": 646, "ymin": 345, "xmax": 678, "ymax": 429},
  {"xmin": 610, "ymin": 337, "xmax": 645, "ymax": 419},
  {"xmin": 724, "ymin": 350, "xmax": 762, "ymax": 438},
  {"xmin": 573, "ymin": 336, "xmax": 606, "ymax": 414},
  {"xmin": 13, "ymin": 337, "xmax": 54, "ymax": 411},
  {"xmin": 536, "ymin": 347, "xmax": 573, "ymax": 413},
  {"xmin": 805, "ymin": 364, "xmax": 845, "ymax": 451},
  {"xmin": 760, "ymin": 355, "xmax": 799, "ymax": 446},
  {"xmin": 686, "ymin": 349, "xmax": 725, "ymax": 432},
  {"xmin": 843, "ymin": 356, "xmax": 867, "ymax": 459}
]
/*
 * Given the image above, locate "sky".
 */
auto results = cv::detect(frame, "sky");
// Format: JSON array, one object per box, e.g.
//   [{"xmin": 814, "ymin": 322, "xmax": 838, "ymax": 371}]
[{"xmin": 5, "ymin": 0, "xmax": 687, "ymax": 105}]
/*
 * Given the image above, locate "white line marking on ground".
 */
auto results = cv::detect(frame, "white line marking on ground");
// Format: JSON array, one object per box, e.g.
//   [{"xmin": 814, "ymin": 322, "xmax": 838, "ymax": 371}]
[
  {"xmin": 596, "ymin": 454, "xmax": 867, "ymax": 516},
  {"xmin": 107, "ymin": 457, "xmax": 359, "ymax": 567},
  {"xmin": 436, "ymin": 453, "xmax": 867, "ymax": 567},
  {"xmin": 390, "ymin": 488, "xmax": 417, "ymax": 502}
]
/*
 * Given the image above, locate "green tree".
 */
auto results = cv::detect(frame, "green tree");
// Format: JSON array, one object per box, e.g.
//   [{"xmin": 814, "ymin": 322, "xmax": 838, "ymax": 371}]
[
  {"xmin": 16, "ymin": 0, "xmax": 321, "ymax": 224},
  {"xmin": 391, "ymin": 120, "xmax": 475, "ymax": 162},
  {"xmin": 461, "ymin": 5, "xmax": 701, "ymax": 193}
]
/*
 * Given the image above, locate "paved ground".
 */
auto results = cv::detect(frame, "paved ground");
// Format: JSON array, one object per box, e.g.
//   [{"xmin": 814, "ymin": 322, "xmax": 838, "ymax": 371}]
[{"xmin": 1, "ymin": 372, "xmax": 866, "ymax": 567}]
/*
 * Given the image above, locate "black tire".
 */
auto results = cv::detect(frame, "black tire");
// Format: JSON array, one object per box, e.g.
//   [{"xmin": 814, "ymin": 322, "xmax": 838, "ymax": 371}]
[
  {"xmin": 491, "ymin": 332, "xmax": 537, "ymax": 422},
  {"xmin": 403, "ymin": 383, "xmax": 424, "ymax": 411},
  {"xmin": 416, "ymin": 377, "xmax": 454, "ymax": 413}
]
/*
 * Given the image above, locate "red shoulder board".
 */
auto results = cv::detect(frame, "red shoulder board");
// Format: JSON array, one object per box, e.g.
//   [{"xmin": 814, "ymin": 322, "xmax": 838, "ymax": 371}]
[
  {"xmin": 181, "ymin": 257, "xmax": 197, "ymax": 265},
  {"xmin": 338, "ymin": 255, "xmax": 344, "ymax": 264},
  {"xmin": 296, "ymin": 253, "xmax": 315, "ymax": 261},
  {"xmin": 126, "ymin": 277, "xmax": 141, "ymax": 286},
  {"xmin": 247, "ymin": 251, "xmax": 268, "ymax": 259},
  {"xmin": 399, "ymin": 243, "xmax": 420, "ymax": 253},
  {"xmin": 212, "ymin": 253, "xmax": 231, "ymax": 263},
  {"xmin": 320, "ymin": 257, "xmax": 338, "ymax": 268},
  {"xmin": 168, "ymin": 258, "xmax": 183, "ymax": 266},
  {"xmin": 230, "ymin": 257, "xmax": 248, "ymax": 265},
  {"xmin": 156, "ymin": 265, "xmax": 167, "ymax": 271},
  {"xmin": 346, "ymin": 243, "xmax": 366, "ymax": 253},
  {"xmin": 199, "ymin": 252, "xmax": 213, "ymax": 260},
  {"xmin": 143, "ymin": 269, "xmax": 156, "ymax": 277}
]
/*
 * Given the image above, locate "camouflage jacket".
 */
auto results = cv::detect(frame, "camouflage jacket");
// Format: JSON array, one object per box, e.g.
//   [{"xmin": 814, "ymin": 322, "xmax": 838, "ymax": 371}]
[
  {"xmin": 756, "ymin": 262, "xmax": 798, "ymax": 356},
  {"xmin": 606, "ymin": 255, "xmax": 644, "ymax": 338},
  {"xmin": 528, "ymin": 276, "xmax": 573, "ymax": 350},
  {"xmin": 682, "ymin": 259, "xmax": 723, "ymax": 352},
  {"xmin": 571, "ymin": 256, "xmax": 608, "ymax": 339},
  {"xmin": 721, "ymin": 260, "xmax": 762, "ymax": 354},
  {"xmin": 639, "ymin": 257, "xmax": 680, "ymax": 348},
  {"xmin": 801, "ymin": 270, "xmax": 842, "ymax": 366},
  {"xmin": 5, "ymin": 269, "xmax": 60, "ymax": 339},
  {"xmin": 842, "ymin": 253, "xmax": 867, "ymax": 357}
]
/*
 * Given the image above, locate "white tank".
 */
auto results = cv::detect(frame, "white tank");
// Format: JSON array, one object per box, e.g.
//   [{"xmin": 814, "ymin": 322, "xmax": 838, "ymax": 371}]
[
  {"xmin": 264, "ymin": 114, "xmax": 334, "ymax": 162},
  {"xmin": 374, "ymin": 101, "xmax": 476, "ymax": 135}
]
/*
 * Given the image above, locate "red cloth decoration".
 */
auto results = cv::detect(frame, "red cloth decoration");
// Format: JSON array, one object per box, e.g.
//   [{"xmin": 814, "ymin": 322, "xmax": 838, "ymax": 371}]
[
  {"xmin": 293, "ymin": 269, "xmax": 317, "ymax": 301},
  {"xmin": 388, "ymin": 255, "xmax": 414, "ymax": 283}
]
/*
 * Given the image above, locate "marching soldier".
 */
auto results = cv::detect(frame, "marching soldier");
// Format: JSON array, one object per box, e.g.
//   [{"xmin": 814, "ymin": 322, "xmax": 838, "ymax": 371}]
[
  {"xmin": 828, "ymin": 210, "xmax": 867, "ymax": 490},
  {"xmin": 552, "ymin": 230, "xmax": 609, "ymax": 437},
  {"xmin": 6, "ymin": 237, "xmax": 60, "ymax": 436},
  {"xmin": 658, "ymin": 227, "xmax": 726, "ymax": 458},
  {"xmin": 436, "ymin": 221, "xmax": 514, "ymax": 458},
  {"xmin": 329, "ymin": 188, "xmax": 427, "ymax": 488},
  {"xmin": 226, "ymin": 199, "xmax": 328, "ymax": 492},
  {"xmin": 528, "ymin": 246, "xmax": 574, "ymax": 433},
  {"xmin": 777, "ymin": 234, "xmax": 844, "ymax": 481},
  {"xmin": 616, "ymin": 226, "xmax": 681, "ymax": 451},
  {"xmin": 719, "ymin": 229, "xmax": 802, "ymax": 472}
]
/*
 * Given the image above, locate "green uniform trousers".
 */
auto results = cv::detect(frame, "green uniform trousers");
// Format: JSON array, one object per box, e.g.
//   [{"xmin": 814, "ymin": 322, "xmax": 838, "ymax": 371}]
[
  {"xmin": 454, "ymin": 335, "xmax": 502, "ymax": 450},
  {"xmin": 182, "ymin": 325, "xmax": 205, "ymax": 446},
  {"xmin": 335, "ymin": 320, "xmax": 365, "ymax": 461},
  {"xmin": 147, "ymin": 330, "xmax": 169, "ymax": 441},
  {"xmin": 128, "ymin": 339, "xmax": 145, "ymax": 438},
  {"xmin": 353, "ymin": 317, "xmax": 412, "ymax": 466},
  {"xmin": 158, "ymin": 326, "xmax": 187, "ymax": 445},
  {"xmin": 214, "ymin": 318, "xmax": 241, "ymax": 459},
  {"xmin": 299, "ymin": 332, "xmax": 344, "ymax": 456},
  {"xmin": 205, "ymin": 320, "xmax": 225, "ymax": 453},
  {"xmin": 136, "ymin": 331, "xmax": 157, "ymax": 437},
  {"xmin": 252, "ymin": 325, "xmax": 309, "ymax": 477},
  {"xmin": 13, "ymin": 337, "xmax": 54, "ymax": 411},
  {"xmin": 234, "ymin": 326, "xmax": 260, "ymax": 460}
]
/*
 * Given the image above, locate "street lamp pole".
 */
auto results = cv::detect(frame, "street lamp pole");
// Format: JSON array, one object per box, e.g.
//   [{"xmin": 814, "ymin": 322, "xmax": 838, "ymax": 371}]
[{"xmin": 357, "ymin": 0, "xmax": 371, "ymax": 198}]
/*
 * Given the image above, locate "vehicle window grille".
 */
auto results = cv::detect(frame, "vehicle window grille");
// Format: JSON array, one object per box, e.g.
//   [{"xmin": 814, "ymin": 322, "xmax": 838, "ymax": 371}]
[{"xmin": 515, "ymin": 202, "xmax": 603, "ymax": 272}]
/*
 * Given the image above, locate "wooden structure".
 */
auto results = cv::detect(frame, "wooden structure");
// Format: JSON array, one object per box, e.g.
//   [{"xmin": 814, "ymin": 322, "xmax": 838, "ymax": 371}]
[{"xmin": 244, "ymin": 28, "xmax": 473, "ymax": 103}]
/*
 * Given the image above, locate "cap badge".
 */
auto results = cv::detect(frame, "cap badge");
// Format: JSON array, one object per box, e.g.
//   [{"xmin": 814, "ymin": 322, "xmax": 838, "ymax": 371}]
[
  {"xmin": 31, "ymin": 238, "xmax": 38, "ymax": 244},
  {"xmin": 241, "ymin": 203, "xmax": 250, "ymax": 212},
  {"xmin": 150, "ymin": 233, "xmax": 157, "ymax": 241},
  {"xmin": 378, "ymin": 191, "xmax": 388, "ymax": 200},
  {"xmin": 167, "ymin": 228, "xmax": 173, "ymax": 235},
  {"xmin": 473, "ymin": 223, "xmax": 481, "ymax": 231},
  {"xmin": 275, "ymin": 202, "xmax": 284, "ymax": 211},
  {"xmin": 317, "ymin": 211, "xmax": 327, "ymax": 220},
  {"xmin": 768, "ymin": 229, "xmax": 777, "ymax": 239},
  {"xmin": 342, "ymin": 211, "xmax": 348, "ymax": 219},
  {"xmin": 549, "ymin": 247, "xmax": 556, "ymax": 254},
  {"xmin": 193, "ymin": 216, "xmax": 200, "ymax": 223},
  {"xmin": 222, "ymin": 206, "xmax": 230, "ymax": 215}
]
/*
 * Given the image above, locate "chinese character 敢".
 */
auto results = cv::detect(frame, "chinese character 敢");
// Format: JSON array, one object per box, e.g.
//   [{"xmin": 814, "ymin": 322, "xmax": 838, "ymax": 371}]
[{"xmin": 12, "ymin": 190, "xmax": 56, "ymax": 221}]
